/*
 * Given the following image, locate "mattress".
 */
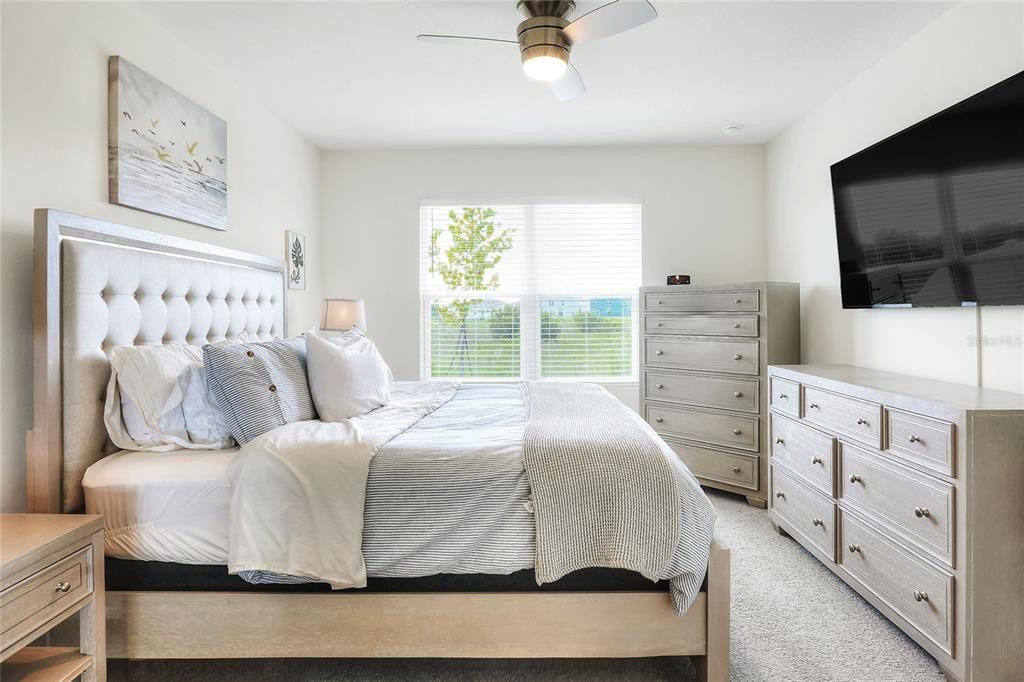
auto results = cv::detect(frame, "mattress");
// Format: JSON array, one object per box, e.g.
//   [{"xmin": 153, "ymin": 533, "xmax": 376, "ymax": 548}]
[{"xmin": 84, "ymin": 383, "xmax": 538, "ymax": 577}]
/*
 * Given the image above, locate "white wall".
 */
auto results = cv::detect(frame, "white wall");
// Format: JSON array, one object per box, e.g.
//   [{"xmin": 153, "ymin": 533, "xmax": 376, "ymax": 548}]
[
  {"xmin": 0, "ymin": 2, "xmax": 323, "ymax": 511},
  {"xmin": 766, "ymin": 2, "xmax": 1024, "ymax": 391},
  {"xmin": 320, "ymin": 145, "xmax": 767, "ymax": 409}
]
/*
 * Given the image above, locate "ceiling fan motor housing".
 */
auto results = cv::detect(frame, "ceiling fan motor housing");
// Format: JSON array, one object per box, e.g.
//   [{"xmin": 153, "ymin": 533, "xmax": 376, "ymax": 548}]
[{"xmin": 517, "ymin": 0, "xmax": 576, "ymax": 67}]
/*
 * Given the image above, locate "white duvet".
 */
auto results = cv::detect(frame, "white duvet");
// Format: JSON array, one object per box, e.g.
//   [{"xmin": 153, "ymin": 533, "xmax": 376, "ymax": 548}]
[{"xmin": 227, "ymin": 381, "xmax": 459, "ymax": 588}]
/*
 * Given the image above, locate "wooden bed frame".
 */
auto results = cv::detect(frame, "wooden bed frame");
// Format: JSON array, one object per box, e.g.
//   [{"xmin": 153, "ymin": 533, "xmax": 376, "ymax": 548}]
[{"xmin": 27, "ymin": 209, "xmax": 731, "ymax": 680}]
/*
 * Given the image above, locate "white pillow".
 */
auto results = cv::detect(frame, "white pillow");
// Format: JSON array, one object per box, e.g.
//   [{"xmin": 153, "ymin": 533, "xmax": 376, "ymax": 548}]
[
  {"xmin": 306, "ymin": 328, "xmax": 393, "ymax": 421},
  {"xmin": 178, "ymin": 364, "xmax": 235, "ymax": 448},
  {"xmin": 103, "ymin": 334, "xmax": 251, "ymax": 451}
]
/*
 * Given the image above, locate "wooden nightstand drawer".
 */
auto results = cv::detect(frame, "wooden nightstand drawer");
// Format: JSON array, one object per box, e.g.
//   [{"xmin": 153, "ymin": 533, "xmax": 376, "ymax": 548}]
[
  {"xmin": 644, "ymin": 313, "xmax": 759, "ymax": 337},
  {"xmin": 643, "ymin": 289, "xmax": 759, "ymax": 313},
  {"xmin": 1, "ymin": 547, "xmax": 92, "ymax": 651}
]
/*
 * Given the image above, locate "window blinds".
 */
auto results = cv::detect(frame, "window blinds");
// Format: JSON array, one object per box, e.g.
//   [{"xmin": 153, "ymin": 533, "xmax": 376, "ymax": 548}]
[{"xmin": 420, "ymin": 203, "xmax": 642, "ymax": 381}]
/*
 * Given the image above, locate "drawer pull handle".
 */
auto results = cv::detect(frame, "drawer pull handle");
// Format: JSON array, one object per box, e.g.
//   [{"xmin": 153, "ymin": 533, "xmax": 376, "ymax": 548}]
[
  {"xmin": 849, "ymin": 474, "xmax": 862, "ymax": 484},
  {"xmin": 656, "ymin": 384, "xmax": 664, "ymax": 389},
  {"xmin": 732, "ymin": 428, "xmax": 742, "ymax": 435},
  {"xmin": 848, "ymin": 543, "xmax": 861, "ymax": 553},
  {"xmin": 775, "ymin": 437, "xmax": 784, "ymax": 445},
  {"xmin": 909, "ymin": 435, "xmax": 922, "ymax": 444},
  {"xmin": 656, "ymin": 322, "xmax": 664, "ymax": 327},
  {"xmin": 54, "ymin": 581, "xmax": 71, "ymax": 593},
  {"xmin": 775, "ymin": 491, "xmax": 785, "ymax": 499},
  {"xmin": 655, "ymin": 417, "xmax": 664, "ymax": 423},
  {"xmin": 731, "ymin": 466, "xmax": 742, "ymax": 474},
  {"xmin": 656, "ymin": 300, "xmax": 663, "ymax": 305},
  {"xmin": 655, "ymin": 350, "xmax": 664, "ymax": 356},
  {"xmin": 734, "ymin": 298, "xmax": 742, "ymax": 304},
  {"xmin": 913, "ymin": 590, "xmax": 930, "ymax": 603},
  {"xmin": 734, "ymin": 391, "xmax": 743, "ymax": 398},
  {"xmin": 733, "ymin": 323, "xmax": 741, "ymax": 329},
  {"xmin": 733, "ymin": 354, "xmax": 743, "ymax": 360},
  {"xmin": 812, "ymin": 518, "xmax": 824, "ymax": 528},
  {"xmin": 914, "ymin": 506, "xmax": 931, "ymax": 519},
  {"xmin": 778, "ymin": 393, "xmax": 788, "ymax": 400},
  {"xmin": 811, "ymin": 456, "xmax": 823, "ymax": 465},
  {"xmin": 857, "ymin": 418, "xmax": 868, "ymax": 426}
]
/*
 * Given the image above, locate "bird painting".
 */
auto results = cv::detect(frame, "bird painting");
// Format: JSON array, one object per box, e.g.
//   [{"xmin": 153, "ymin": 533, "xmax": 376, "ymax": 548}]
[{"xmin": 109, "ymin": 56, "xmax": 226, "ymax": 230}]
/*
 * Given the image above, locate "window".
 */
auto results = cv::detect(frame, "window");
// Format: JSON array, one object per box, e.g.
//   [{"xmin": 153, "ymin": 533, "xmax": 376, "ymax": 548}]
[{"xmin": 420, "ymin": 203, "xmax": 641, "ymax": 381}]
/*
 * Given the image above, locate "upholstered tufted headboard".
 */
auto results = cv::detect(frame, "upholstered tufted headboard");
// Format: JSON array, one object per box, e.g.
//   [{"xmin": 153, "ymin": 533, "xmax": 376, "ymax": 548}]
[{"xmin": 28, "ymin": 210, "xmax": 286, "ymax": 512}]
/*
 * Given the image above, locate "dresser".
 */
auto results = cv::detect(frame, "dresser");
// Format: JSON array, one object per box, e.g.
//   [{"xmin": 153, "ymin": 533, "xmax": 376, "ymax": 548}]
[
  {"xmin": 640, "ymin": 282, "xmax": 800, "ymax": 506},
  {"xmin": 767, "ymin": 364, "xmax": 1024, "ymax": 682},
  {"xmin": 1, "ymin": 514, "xmax": 105, "ymax": 681}
]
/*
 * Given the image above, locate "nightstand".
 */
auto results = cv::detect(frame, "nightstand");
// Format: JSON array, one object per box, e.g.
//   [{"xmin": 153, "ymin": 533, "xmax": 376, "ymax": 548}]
[{"xmin": 1, "ymin": 514, "xmax": 105, "ymax": 681}]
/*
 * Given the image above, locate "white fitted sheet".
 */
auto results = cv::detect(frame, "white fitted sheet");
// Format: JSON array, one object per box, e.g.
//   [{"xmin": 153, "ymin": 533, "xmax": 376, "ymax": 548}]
[{"xmin": 83, "ymin": 447, "xmax": 238, "ymax": 564}]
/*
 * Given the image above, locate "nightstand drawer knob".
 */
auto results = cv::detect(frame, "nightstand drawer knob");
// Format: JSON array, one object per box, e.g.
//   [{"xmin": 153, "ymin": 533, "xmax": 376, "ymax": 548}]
[
  {"xmin": 809, "ymin": 402, "xmax": 820, "ymax": 409},
  {"xmin": 656, "ymin": 322, "xmax": 664, "ymax": 327},
  {"xmin": 914, "ymin": 590, "xmax": 929, "ymax": 603},
  {"xmin": 775, "ymin": 437, "xmax": 784, "ymax": 445},
  {"xmin": 54, "ymin": 581, "xmax": 71, "ymax": 593},
  {"xmin": 656, "ymin": 300, "xmax": 663, "ymax": 305},
  {"xmin": 732, "ymin": 428, "xmax": 742, "ymax": 435},
  {"xmin": 733, "ymin": 323, "xmax": 741, "ymax": 329},
  {"xmin": 655, "ymin": 417, "xmax": 664, "ymax": 423},
  {"xmin": 778, "ymin": 393, "xmax": 788, "ymax": 400},
  {"xmin": 734, "ymin": 391, "xmax": 743, "ymax": 398},
  {"xmin": 656, "ymin": 384, "xmax": 664, "ymax": 389},
  {"xmin": 655, "ymin": 350, "xmax": 664, "ymax": 356},
  {"xmin": 812, "ymin": 518, "xmax": 824, "ymax": 528},
  {"xmin": 731, "ymin": 466, "xmax": 741, "ymax": 474},
  {"xmin": 909, "ymin": 435, "xmax": 921, "ymax": 444},
  {"xmin": 732, "ymin": 354, "xmax": 742, "ymax": 360},
  {"xmin": 734, "ymin": 298, "xmax": 742, "ymax": 304},
  {"xmin": 775, "ymin": 491, "xmax": 785, "ymax": 499},
  {"xmin": 811, "ymin": 456, "xmax": 823, "ymax": 465},
  {"xmin": 849, "ymin": 474, "xmax": 862, "ymax": 484},
  {"xmin": 857, "ymin": 417, "xmax": 868, "ymax": 425},
  {"xmin": 848, "ymin": 544, "xmax": 861, "ymax": 553},
  {"xmin": 914, "ymin": 506, "xmax": 930, "ymax": 519}
]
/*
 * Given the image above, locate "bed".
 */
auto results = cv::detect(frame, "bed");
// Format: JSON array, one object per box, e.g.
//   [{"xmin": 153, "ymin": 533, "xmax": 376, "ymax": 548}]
[{"xmin": 27, "ymin": 209, "xmax": 730, "ymax": 680}]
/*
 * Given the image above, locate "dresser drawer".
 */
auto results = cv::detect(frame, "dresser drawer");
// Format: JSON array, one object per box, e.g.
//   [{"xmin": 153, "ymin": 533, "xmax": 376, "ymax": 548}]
[
  {"xmin": 644, "ymin": 289, "xmax": 759, "ymax": 313},
  {"xmin": 885, "ymin": 409, "xmax": 955, "ymax": 478},
  {"xmin": 841, "ymin": 511, "xmax": 954, "ymax": 655},
  {"xmin": 645, "ymin": 338, "xmax": 758, "ymax": 376},
  {"xmin": 667, "ymin": 439, "xmax": 758, "ymax": 490},
  {"xmin": 770, "ymin": 413, "xmax": 836, "ymax": 496},
  {"xmin": 1, "ymin": 546, "xmax": 92, "ymax": 650},
  {"xmin": 645, "ymin": 371, "xmax": 759, "ymax": 413},
  {"xmin": 840, "ymin": 443, "xmax": 954, "ymax": 567},
  {"xmin": 646, "ymin": 404, "xmax": 759, "ymax": 452},
  {"xmin": 803, "ymin": 386, "xmax": 882, "ymax": 448},
  {"xmin": 644, "ymin": 314, "xmax": 759, "ymax": 337},
  {"xmin": 771, "ymin": 466, "xmax": 836, "ymax": 560},
  {"xmin": 769, "ymin": 376, "xmax": 801, "ymax": 418}
]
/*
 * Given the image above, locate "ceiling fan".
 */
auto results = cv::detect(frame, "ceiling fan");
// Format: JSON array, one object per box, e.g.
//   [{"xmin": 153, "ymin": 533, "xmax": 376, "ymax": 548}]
[{"xmin": 418, "ymin": 0, "xmax": 658, "ymax": 101}]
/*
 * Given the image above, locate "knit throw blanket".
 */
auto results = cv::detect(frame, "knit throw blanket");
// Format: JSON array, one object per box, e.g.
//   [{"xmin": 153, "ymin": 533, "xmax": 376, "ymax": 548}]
[{"xmin": 521, "ymin": 381, "xmax": 716, "ymax": 613}]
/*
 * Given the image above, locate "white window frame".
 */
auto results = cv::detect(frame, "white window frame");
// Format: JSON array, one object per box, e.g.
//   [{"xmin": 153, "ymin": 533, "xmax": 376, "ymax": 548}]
[{"xmin": 418, "ymin": 199, "xmax": 641, "ymax": 384}]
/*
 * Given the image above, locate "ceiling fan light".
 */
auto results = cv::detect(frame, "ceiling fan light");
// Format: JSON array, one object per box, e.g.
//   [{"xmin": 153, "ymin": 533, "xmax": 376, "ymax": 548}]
[{"xmin": 523, "ymin": 54, "xmax": 568, "ymax": 81}]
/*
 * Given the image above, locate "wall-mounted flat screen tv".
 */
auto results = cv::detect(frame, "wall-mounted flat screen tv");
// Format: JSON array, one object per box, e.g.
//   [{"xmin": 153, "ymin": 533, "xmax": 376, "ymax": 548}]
[{"xmin": 831, "ymin": 70, "xmax": 1024, "ymax": 308}]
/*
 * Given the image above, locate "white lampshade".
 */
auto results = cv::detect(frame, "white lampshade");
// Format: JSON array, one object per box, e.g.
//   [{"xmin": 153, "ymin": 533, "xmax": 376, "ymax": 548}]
[{"xmin": 321, "ymin": 298, "xmax": 367, "ymax": 332}]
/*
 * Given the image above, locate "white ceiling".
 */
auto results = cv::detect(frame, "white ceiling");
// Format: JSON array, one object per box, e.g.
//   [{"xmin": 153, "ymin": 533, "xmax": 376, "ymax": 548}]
[{"xmin": 141, "ymin": 1, "xmax": 952, "ymax": 149}]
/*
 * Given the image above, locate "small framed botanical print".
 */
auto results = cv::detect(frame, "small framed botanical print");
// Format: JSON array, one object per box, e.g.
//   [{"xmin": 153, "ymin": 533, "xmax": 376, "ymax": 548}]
[{"xmin": 286, "ymin": 230, "xmax": 306, "ymax": 290}]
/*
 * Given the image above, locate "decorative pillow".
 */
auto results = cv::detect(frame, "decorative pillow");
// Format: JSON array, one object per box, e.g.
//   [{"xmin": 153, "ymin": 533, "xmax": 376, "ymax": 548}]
[
  {"xmin": 203, "ymin": 338, "xmax": 317, "ymax": 445},
  {"xmin": 306, "ymin": 328, "xmax": 393, "ymax": 421}
]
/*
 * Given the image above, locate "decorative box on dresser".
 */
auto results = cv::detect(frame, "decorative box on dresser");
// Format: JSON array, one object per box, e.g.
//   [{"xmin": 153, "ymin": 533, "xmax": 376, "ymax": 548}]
[
  {"xmin": 0, "ymin": 514, "xmax": 105, "ymax": 682},
  {"xmin": 767, "ymin": 364, "xmax": 1024, "ymax": 682},
  {"xmin": 640, "ymin": 282, "xmax": 800, "ymax": 507}
]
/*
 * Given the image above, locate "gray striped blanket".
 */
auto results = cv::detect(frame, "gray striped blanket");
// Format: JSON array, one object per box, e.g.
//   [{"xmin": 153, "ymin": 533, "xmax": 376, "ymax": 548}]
[
  {"xmin": 239, "ymin": 382, "xmax": 715, "ymax": 613},
  {"xmin": 522, "ymin": 381, "xmax": 716, "ymax": 614}
]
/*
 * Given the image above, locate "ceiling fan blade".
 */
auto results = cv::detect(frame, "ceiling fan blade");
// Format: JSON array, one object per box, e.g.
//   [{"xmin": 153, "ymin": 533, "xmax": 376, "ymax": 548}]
[
  {"xmin": 563, "ymin": 0, "xmax": 657, "ymax": 45},
  {"xmin": 549, "ymin": 64, "xmax": 586, "ymax": 101},
  {"xmin": 417, "ymin": 34, "xmax": 518, "ymax": 46}
]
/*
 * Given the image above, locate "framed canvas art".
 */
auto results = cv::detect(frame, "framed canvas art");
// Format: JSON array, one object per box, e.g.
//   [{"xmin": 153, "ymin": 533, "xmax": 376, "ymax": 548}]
[
  {"xmin": 287, "ymin": 230, "xmax": 306, "ymax": 290},
  {"xmin": 108, "ymin": 56, "xmax": 228, "ymax": 230}
]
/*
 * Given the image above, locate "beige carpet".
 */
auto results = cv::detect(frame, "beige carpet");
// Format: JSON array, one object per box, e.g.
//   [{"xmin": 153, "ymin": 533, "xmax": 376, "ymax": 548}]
[{"xmin": 110, "ymin": 490, "xmax": 945, "ymax": 681}]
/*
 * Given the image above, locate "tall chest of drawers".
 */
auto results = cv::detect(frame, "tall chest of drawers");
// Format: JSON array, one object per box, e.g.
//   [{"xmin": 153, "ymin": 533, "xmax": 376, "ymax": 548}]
[
  {"xmin": 767, "ymin": 364, "xmax": 1024, "ymax": 682},
  {"xmin": 640, "ymin": 282, "xmax": 800, "ymax": 506}
]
